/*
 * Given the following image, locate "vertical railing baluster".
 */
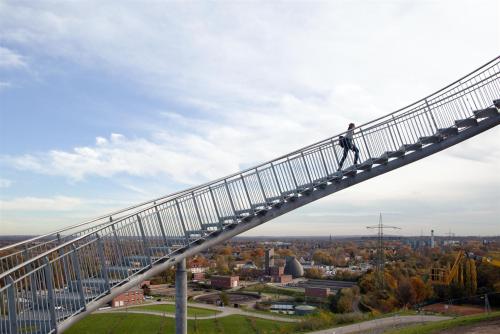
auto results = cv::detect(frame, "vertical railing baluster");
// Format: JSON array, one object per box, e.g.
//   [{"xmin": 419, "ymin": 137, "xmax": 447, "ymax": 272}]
[
  {"xmin": 6, "ymin": 276, "xmax": 18, "ymax": 334},
  {"xmin": 425, "ymin": 99, "xmax": 439, "ymax": 131},
  {"xmin": 137, "ymin": 215, "xmax": 153, "ymax": 266},
  {"xmin": 300, "ymin": 152, "xmax": 313, "ymax": 185},
  {"xmin": 44, "ymin": 257, "xmax": 57, "ymax": 333},
  {"xmin": 154, "ymin": 205, "xmax": 169, "ymax": 248},
  {"xmin": 224, "ymin": 179, "xmax": 237, "ymax": 218},
  {"xmin": 270, "ymin": 162, "xmax": 283, "ymax": 198},
  {"xmin": 70, "ymin": 245, "xmax": 86, "ymax": 311},
  {"xmin": 255, "ymin": 168, "xmax": 268, "ymax": 205},
  {"xmin": 286, "ymin": 157, "xmax": 299, "ymax": 190},
  {"xmin": 191, "ymin": 192, "xmax": 204, "ymax": 230},
  {"xmin": 391, "ymin": 115, "xmax": 404, "ymax": 148},
  {"xmin": 359, "ymin": 128, "xmax": 371, "ymax": 161},
  {"xmin": 240, "ymin": 175, "xmax": 254, "ymax": 212},
  {"xmin": 174, "ymin": 200, "xmax": 189, "ymax": 244},
  {"xmin": 209, "ymin": 187, "xmax": 222, "ymax": 230},
  {"xmin": 96, "ymin": 234, "xmax": 110, "ymax": 292}
]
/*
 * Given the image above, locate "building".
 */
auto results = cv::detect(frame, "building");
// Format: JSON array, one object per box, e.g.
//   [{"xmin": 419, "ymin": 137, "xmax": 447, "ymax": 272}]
[
  {"xmin": 305, "ymin": 287, "xmax": 331, "ymax": 299},
  {"xmin": 192, "ymin": 272, "xmax": 205, "ymax": 281},
  {"xmin": 430, "ymin": 230, "xmax": 436, "ymax": 248},
  {"xmin": 265, "ymin": 248, "xmax": 275, "ymax": 274},
  {"xmin": 284, "ymin": 257, "xmax": 304, "ymax": 278},
  {"xmin": 269, "ymin": 265, "xmax": 284, "ymax": 276},
  {"xmin": 112, "ymin": 287, "xmax": 144, "ymax": 307},
  {"xmin": 273, "ymin": 274, "xmax": 292, "ymax": 284},
  {"xmin": 211, "ymin": 275, "xmax": 239, "ymax": 289}
]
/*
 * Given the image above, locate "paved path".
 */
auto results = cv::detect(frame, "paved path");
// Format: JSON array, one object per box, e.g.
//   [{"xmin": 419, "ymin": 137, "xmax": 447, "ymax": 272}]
[
  {"xmin": 309, "ymin": 315, "xmax": 451, "ymax": 334},
  {"xmin": 97, "ymin": 301, "xmax": 299, "ymax": 323}
]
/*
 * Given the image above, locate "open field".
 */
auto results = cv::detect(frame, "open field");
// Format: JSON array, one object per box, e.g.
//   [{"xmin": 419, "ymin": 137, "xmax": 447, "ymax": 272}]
[
  {"xmin": 383, "ymin": 312, "xmax": 500, "ymax": 334},
  {"xmin": 66, "ymin": 313, "xmax": 296, "ymax": 334},
  {"xmin": 129, "ymin": 303, "xmax": 221, "ymax": 317}
]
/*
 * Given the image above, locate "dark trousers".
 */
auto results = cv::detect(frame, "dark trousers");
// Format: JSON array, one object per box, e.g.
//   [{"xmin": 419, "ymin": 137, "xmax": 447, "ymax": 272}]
[{"xmin": 338, "ymin": 140, "xmax": 359, "ymax": 170}]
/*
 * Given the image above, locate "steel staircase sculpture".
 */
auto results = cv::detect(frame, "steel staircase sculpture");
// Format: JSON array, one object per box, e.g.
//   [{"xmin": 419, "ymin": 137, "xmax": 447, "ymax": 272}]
[{"xmin": 1, "ymin": 56, "xmax": 499, "ymax": 333}]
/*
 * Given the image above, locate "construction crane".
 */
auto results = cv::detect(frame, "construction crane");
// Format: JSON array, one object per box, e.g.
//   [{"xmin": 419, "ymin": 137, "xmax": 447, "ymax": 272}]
[
  {"xmin": 430, "ymin": 250, "xmax": 500, "ymax": 285},
  {"xmin": 366, "ymin": 213, "xmax": 401, "ymax": 289}
]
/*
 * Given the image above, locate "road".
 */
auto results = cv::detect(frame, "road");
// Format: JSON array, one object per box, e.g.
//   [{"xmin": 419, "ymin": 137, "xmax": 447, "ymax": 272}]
[
  {"xmin": 97, "ymin": 301, "xmax": 299, "ymax": 323},
  {"xmin": 309, "ymin": 315, "xmax": 451, "ymax": 334}
]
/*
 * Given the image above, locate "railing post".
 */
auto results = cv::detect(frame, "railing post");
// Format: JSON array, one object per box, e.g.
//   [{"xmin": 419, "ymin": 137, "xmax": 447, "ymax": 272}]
[
  {"xmin": 425, "ymin": 99, "xmax": 439, "ymax": 131},
  {"xmin": 300, "ymin": 152, "xmax": 313, "ymax": 185},
  {"xmin": 43, "ymin": 257, "xmax": 58, "ymax": 333},
  {"xmin": 391, "ymin": 115, "xmax": 404, "ymax": 147},
  {"xmin": 96, "ymin": 234, "xmax": 110, "ymax": 292},
  {"xmin": 286, "ymin": 157, "xmax": 299, "ymax": 190},
  {"xmin": 359, "ymin": 128, "xmax": 372, "ymax": 160},
  {"xmin": 255, "ymin": 168, "xmax": 268, "ymax": 204},
  {"xmin": 23, "ymin": 248, "xmax": 38, "ymax": 309},
  {"xmin": 270, "ymin": 162, "xmax": 283, "ymax": 198},
  {"xmin": 56, "ymin": 233, "xmax": 70, "ymax": 286},
  {"xmin": 240, "ymin": 175, "xmax": 254, "ymax": 212},
  {"xmin": 136, "ymin": 215, "xmax": 153, "ymax": 266},
  {"xmin": 223, "ymin": 179, "xmax": 237, "ymax": 217},
  {"xmin": 318, "ymin": 147, "xmax": 330, "ymax": 177},
  {"xmin": 70, "ymin": 245, "xmax": 86, "ymax": 311},
  {"xmin": 110, "ymin": 224, "xmax": 125, "ymax": 263},
  {"xmin": 175, "ymin": 258, "xmax": 187, "ymax": 334},
  {"xmin": 6, "ymin": 276, "xmax": 18, "ymax": 334},
  {"xmin": 208, "ymin": 187, "xmax": 223, "ymax": 230},
  {"xmin": 154, "ymin": 205, "xmax": 170, "ymax": 247},
  {"xmin": 191, "ymin": 192, "xmax": 204, "ymax": 229},
  {"xmin": 330, "ymin": 139, "xmax": 341, "ymax": 170},
  {"xmin": 387, "ymin": 124, "xmax": 398, "ymax": 151},
  {"xmin": 174, "ymin": 199, "xmax": 189, "ymax": 244}
]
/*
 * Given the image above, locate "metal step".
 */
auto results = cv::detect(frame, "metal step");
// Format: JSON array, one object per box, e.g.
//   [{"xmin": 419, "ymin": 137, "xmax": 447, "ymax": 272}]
[
  {"xmin": 401, "ymin": 143, "xmax": 422, "ymax": 152},
  {"xmin": 327, "ymin": 172, "xmax": 343, "ymax": 182},
  {"xmin": 436, "ymin": 127, "xmax": 458, "ymax": 137},
  {"xmin": 314, "ymin": 181, "xmax": 328, "ymax": 189},
  {"xmin": 386, "ymin": 148, "xmax": 405, "ymax": 158},
  {"xmin": 356, "ymin": 159, "xmax": 373, "ymax": 171},
  {"xmin": 372, "ymin": 153, "xmax": 388, "ymax": 165},
  {"xmin": 474, "ymin": 107, "xmax": 499, "ymax": 119},
  {"xmin": 342, "ymin": 166, "xmax": 357, "ymax": 177},
  {"xmin": 419, "ymin": 135, "xmax": 441, "ymax": 145},
  {"xmin": 455, "ymin": 118, "xmax": 478, "ymax": 128}
]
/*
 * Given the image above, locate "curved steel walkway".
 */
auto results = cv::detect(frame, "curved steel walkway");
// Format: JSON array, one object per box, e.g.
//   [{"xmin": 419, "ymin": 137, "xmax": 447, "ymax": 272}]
[{"xmin": 1, "ymin": 57, "xmax": 499, "ymax": 334}]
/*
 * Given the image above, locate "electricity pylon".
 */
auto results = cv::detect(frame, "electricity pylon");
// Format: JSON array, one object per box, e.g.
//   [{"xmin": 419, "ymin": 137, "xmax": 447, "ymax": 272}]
[{"xmin": 367, "ymin": 213, "xmax": 401, "ymax": 290}]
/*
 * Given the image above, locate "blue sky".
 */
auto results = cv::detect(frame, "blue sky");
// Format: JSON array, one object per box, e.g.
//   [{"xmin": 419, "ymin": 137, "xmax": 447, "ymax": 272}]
[{"xmin": 0, "ymin": 0, "xmax": 499, "ymax": 236}]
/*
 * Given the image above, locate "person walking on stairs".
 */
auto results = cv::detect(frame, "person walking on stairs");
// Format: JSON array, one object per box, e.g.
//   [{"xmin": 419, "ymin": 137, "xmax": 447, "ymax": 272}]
[{"xmin": 338, "ymin": 123, "xmax": 360, "ymax": 171}]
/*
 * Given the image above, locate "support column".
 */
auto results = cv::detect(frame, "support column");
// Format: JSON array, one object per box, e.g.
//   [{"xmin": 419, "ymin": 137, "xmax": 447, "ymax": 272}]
[{"xmin": 175, "ymin": 258, "xmax": 187, "ymax": 334}]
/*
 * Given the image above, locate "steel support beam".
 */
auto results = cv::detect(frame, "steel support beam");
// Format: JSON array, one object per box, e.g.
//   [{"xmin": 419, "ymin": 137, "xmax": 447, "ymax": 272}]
[{"xmin": 175, "ymin": 258, "xmax": 187, "ymax": 334}]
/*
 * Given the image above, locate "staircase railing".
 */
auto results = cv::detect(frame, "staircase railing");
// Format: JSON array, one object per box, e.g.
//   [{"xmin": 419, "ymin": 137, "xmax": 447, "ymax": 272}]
[{"xmin": 0, "ymin": 56, "xmax": 498, "ymax": 334}]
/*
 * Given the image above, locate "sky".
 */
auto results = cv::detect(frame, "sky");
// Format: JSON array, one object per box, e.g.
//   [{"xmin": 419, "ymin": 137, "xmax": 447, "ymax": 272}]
[{"xmin": 0, "ymin": 0, "xmax": 499, "ymax": 237}]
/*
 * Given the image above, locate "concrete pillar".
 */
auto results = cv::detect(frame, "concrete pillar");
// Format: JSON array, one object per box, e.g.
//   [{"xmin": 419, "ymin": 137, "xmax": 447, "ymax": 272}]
[{"xmin": 175, "ymin": 258, "xmax": 187, "ymax": 334}]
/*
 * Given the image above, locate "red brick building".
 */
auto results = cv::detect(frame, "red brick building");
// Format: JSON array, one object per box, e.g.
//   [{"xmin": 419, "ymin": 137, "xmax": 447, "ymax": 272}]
[
  {"xmin": 112, "ymin": 287, "xmax": 144, "ymax": 307},
  {"xmin": 273, "ymin": 274, "xmax": 292, "ymax": 284},
  {"xmin": 269, "ymin": 266, "xmax": 284, "ymax": 276},
  {"xmin": 305, "ymin": 287, "xmax": 331, "ymax": 299},
  {"xmin": 192, "ymin": 272, "xmax": 205, "ymax": 281},
  {"xmin": 211, "ymin": 275, "xmax": 239, "ymax": 289}
]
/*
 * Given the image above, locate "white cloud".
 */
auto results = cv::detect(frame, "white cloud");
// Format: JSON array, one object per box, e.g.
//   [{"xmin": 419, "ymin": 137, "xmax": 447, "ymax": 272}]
[
  {"xmin": 0, "ymin": 46, "xmax": 26, "ymax": 68},
  {"xmin": 0, "ymin": 196, "xmax": 82, "ymax": 211},
  {"xmin": 0, "ymin": 178, "xmax": 12, "ymax": 188}
]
